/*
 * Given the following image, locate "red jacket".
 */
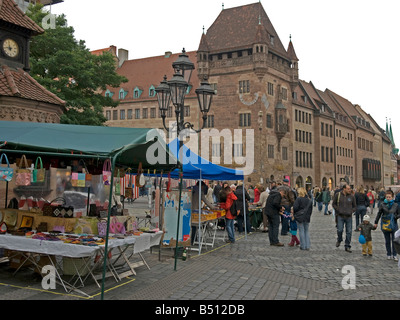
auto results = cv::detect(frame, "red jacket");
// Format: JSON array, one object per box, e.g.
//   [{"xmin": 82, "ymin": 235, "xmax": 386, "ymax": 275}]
[{"xmin": 220, "ymin": 192, "xmax": 238, "ymax": 220}]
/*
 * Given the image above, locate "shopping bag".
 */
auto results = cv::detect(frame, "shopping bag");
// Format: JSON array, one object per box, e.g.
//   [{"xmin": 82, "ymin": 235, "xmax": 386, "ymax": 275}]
[
  {"xmin": 103, "ymin": 159, "xmax": 111, "ymax": 185},
  {"xmin": 97, "ymin": 219, "xmax": 108, "ymax": 237},
  {"xmin": 15, "ymin": 155, "xmax": 31, "ymax": 186},
  {"xmin": 71, "ymin": 172, "xmax": 86, "ymax": 187},
  {"xmin": 0, "ymin": 153, "xmax": 13, "ymax": 182},
  {"xmin": 381, "ymin": 213, "xmax": 396, "ymax": 232},
  {"xmin": 32, "ymin": 156, "xmax": 45, "ymax": 183}
]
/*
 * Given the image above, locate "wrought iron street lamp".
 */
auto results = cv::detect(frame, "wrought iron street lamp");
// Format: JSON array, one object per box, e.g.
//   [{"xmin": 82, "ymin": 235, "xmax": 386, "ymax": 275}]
[
  {"xmin": 155, "ymin": 48, "xmax": 215, "ymax": 135},
  {"xmin": 155, "ymin": 48, "xmax": 215, "ymax": 270}
]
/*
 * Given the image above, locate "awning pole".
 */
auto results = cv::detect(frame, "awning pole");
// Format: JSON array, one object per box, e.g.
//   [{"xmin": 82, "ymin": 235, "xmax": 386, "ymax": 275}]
[{"xmin": 100, "ymin": 155, "xmax": 117, "ymax": 300}]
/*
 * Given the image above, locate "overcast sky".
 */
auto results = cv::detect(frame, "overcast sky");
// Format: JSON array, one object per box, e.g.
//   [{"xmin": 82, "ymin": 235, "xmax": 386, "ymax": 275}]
[{"xmin": 50, "ymin": 0, "xmax": 400, "ymax": 149}]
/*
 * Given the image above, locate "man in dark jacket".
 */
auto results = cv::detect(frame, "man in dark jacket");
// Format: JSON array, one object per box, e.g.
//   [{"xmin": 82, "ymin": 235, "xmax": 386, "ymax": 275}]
[
  {"xmin": 234, "ymin": 183, "xmax": 252, "ymax": 234},
  {"xmin": 264, "ymin": 186, "xmax": 286, "ymax": 246},
  {"xmin": 332, "ymin": 184, "xmax": 357, "ymax": 252}
]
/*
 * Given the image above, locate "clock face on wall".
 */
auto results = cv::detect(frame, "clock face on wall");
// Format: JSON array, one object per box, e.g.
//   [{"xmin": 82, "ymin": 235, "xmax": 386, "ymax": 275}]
[{"xmin": 2, "ymin": 38, "xmax": 19, "ymax": 58}]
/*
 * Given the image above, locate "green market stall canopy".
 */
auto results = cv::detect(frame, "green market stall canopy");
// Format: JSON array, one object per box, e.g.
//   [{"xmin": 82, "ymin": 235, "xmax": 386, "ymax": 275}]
[{"xmin": 0, "ymin": 121, "xmax": 179, "ymax": 171}]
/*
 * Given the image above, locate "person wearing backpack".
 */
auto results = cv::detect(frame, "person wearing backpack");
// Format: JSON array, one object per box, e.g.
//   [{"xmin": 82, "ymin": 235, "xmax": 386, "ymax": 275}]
[
  {"xmin": 374, "ymin": 189, "xmax": 400, "ymax": 261},
  {"xmin": 264, "ymin": 186, "xmax": 286, "ymax": 246},
  {"xmin": 332, "ymin": 184, "xmax": 357, "ymax": 253},
  {"xmin": 219, "ymin": 185, "xmax": 238, "ymax": 243}
]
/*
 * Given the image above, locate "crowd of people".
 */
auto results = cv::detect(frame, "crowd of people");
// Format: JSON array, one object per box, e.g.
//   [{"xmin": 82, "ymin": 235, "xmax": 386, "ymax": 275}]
[{"xmin": 196, "ymin": 180, "xmax": 400, "ymax": 260}]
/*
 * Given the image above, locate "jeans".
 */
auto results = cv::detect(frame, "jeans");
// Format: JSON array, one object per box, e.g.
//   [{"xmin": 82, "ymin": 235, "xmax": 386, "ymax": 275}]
[
  {"xmin": 317, "ymin": 202, "xmax": 323, "ymax": 212},
  {"xmin": 267, "ymin": 214, "xmax": 280, "ymax": 244},
  {"xmin": 383, "ymin": 230, "xmax": 397, "ymax": 257},
  {"xmin": 355, "ymin": 205, "xmax": 367, "ymax": 228},
  {"xmin": 324, "ymin": 203, "xmax": 329, "ymax": 214},
  {"xmin": 297, "ymin": 222, "xmax": 310, "ymax": 249},
  {"xmin": 225, "ymin": 218, "xmax": 235, "ymax": 242},
  {"xmin": 281, "ymin": 205, "xmax": 291, "ymax": 235},
  {"xmin": 337, "ymin": 215, "xmax": 352, "ymax": 249}
]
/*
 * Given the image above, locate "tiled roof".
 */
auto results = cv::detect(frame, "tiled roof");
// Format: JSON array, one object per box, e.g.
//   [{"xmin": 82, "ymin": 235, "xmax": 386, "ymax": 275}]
[
  {"xmin": 202, "ymin": 2, "xmax": 289, "ymax": 60},
  {"xmin": 105, "ymin": 50, "xmax": 200, "ymax": 101},
  {"xmin": 0, "ymin": 65, "xmax": 65, "ymax": 106},
  {"xmin": 0, "ymin": 0, "xmax": 44, "ymax": 34}
]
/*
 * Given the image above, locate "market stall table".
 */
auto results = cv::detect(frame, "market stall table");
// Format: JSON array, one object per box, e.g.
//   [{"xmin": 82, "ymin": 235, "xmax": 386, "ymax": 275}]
[{"xmin": 191, "ymin": 209, "xmax": 225, "ymax": 252}]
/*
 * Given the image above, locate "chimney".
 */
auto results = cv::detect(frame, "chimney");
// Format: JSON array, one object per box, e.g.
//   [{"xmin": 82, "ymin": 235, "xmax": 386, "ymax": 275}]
[
  {"xmin": 118, "ymin": 48, "xmax": 129, "ymax": 67},
  {"xmin": 164, "ymin": 51, "xmax": 172, "ymax": 58}
]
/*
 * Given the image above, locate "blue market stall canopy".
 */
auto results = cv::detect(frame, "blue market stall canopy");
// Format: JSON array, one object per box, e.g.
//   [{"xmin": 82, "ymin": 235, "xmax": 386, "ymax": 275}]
[
  {"xmin": 0, "ymin": 121, "xmax": 178, "ymax": 171},
  {"xmin": 167, "ymin": 138, "xmax": 244, "ymax": 181}
]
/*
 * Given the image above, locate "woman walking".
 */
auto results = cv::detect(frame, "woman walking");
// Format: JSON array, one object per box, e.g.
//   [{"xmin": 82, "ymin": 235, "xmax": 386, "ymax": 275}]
[
  {"xmin": 292, "ymin": 188, "xmax": 313, "ymax": 250},
  {"xmin": 374, "ymin": 189, "xmax": 400, "ymax": 260}
]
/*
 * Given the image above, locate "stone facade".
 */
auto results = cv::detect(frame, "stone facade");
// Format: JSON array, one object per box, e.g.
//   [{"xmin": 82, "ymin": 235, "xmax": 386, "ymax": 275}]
[{"xmin": 102, "ymin": 3, "xmax": 396, "ymax": 190}]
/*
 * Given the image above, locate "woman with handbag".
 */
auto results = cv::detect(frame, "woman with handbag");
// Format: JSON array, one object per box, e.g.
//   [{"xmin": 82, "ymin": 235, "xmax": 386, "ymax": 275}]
[
  {"xmin": 374, "ymin": 189, "xmax": 400, "ymax": 261},
  {"xmin": 292, "ymin": 188, "xmax": 313, "ymax": 250}
]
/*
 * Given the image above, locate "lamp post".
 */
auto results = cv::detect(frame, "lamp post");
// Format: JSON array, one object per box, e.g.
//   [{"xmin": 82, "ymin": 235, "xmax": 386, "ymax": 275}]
[
  {"xmin": 155, "ymin": 48, "xmax": 214, "ymax": 270},
  {"xmin": 156, "ymin": 49, "xmax": 214, "ymax": 135}
]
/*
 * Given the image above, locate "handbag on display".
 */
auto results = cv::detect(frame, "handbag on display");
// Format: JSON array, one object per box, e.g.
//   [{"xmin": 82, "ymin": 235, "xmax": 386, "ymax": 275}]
[
  {"xmin": 15, "ymin": 155, "xmax": 31, "ymax": 186},
  {"xmin": 125, "ymin": 169, "xmax": 133, "ymax": 199},
  {"xmin": 103, "ymin": 159, "xmax": 112, "ymax": 185},
  {"xmin": 32, "ymin": 156, "xmax": 45, "ymax": 183},
  {"xmin": 0, "ymin": 153, "xmax": 13, "ymax": 182},
  {"xmin": 71, "ymin": 172, "xmax": 86, "ymax": 187},
  {"xmin": 97, "ymin": 219, "xmax": 108, "ymax": 237}
]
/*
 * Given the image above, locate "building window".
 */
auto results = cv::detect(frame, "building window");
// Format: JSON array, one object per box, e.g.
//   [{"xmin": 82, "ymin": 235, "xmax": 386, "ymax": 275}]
[
  {"xmin": 266, "ymin": 114, "xmax": 273, "ymax": 128},
  {"xmin": 120, "ymin": 109, "xmax": 125, "ymax": 120},
  {"xmin": 149, "ymin": 85, "xmax": 156, "ymax": 97},
  {"xmin": 105, "ymin": 110, "xmax": 111, "ymax": 120},
  {"xmin": 281, "ymin": 87, "xmax": 288, "ymax": 100},
  {"xmin": 233, "ymin": 143, "xmax": 243, "ymax": 157},
  {"xmin": 133, "ymin": 87, "xmax": 142, "ymax": 99},
  {"xmin": 112, "ymin": 110, "xmax": 117, "ymax": 120},
  {"xmin": 239, "ymin": 80, "xmax": 250, "ymax": 94},
  {"xmin": 184, "ymin": 106, "xmax": 190, "ymax": 117},
  {"xmin": 150, "ymin": 108, "xmax": 156, "ymax": 118},
  {"xmin": 212, "ymin": 143, "xmax": 221, "ymax": 157},
  {"xmin": 268, "ymin": 82, "xmax": 274, "ymax": 96},
  {"xmin": 135, "ymin": 109, "xmax": 140, "ymax": 119},
  {"xmin": 127, "ymin": 109, "xmax": 132, "ymax": 119},
  {"xmin": 206, "ymin": 115, "xmax": 214, "ymax": 128},
  {"xmin": 239, "ymin": 113, "xmax": 251, "ymax": 127},
  {"xmin": 282, "ymin": 147, "xmax": 288, "ymax": 161},
  {"xmin": 119, "ymin": 89, "xmax": 127, "ymax": 100},
  {"xmin": 142, "ymin": 108, "xmax": 148, "ymax": 119},
  {"xmin": 268, "ymin": 144, "xmax": 274, "ymax": 158}
]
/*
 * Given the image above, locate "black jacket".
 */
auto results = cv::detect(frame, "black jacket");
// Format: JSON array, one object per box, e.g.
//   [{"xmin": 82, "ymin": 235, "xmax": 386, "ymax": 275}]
[
  {"xmin": 234, "ymin": 186, "xmax": 250, "ymax": 216},
  {"xmin": 264, "ymin": 189, "xmax": 282, "ymax": 217},
  {"xmin": 293, "ymin": 196, "xmax": 312, "ymax": 223},
  {"xmin": 355, "ymin": 192, "xmax": 369, "ymax": 207}
]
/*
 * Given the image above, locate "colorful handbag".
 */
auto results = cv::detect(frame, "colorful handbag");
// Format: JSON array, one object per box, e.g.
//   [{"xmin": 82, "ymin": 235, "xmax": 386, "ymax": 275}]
[
  {"xmin": 125, "ymin": 169, "xmax": 133, "ymax": 199},
  {"xmin": 71, "ymin": 172, "xmax": 86, "ymax": 187},
  {"xmin": 97, "ymin": 219, "xmax": 108, "ymax": 237},
  {"xmin": 15, "ymin": 155, "xmax": 31, "ymax": 186},
  {"xmin": 32, "ymin": 156, "xmax": 45, "ymax": 183},
  {"xmin": 381, "ymin": 213, "xmax": 396, "ymax": 232},
  {"xmin": 110, "ymin": 217, "xmax": 125, "ymax": 234},
  {"xmin": 0, "ymin": 153, "xmax": 13, "ymax": 182},
  {"xmin": 103, "ymin": 159, "xmax": 111, "ymax": 185}
]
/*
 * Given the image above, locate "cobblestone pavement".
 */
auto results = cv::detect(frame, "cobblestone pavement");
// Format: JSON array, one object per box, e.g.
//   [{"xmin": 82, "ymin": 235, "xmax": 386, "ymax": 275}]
[{"xmin": 0, "ymin": 204, "xmax": 399, "ymax": 301}]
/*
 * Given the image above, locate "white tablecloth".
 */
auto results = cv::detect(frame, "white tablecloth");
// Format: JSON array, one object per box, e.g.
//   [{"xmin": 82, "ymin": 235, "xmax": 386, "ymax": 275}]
[{"xmin": 0, "ymin": 232, "xmax": 162, "ymax": 258}]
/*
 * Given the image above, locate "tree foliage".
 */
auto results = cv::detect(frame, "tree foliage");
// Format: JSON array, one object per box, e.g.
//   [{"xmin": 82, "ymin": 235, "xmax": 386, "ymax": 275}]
[{"xmin": 26, "ymin": 4, "xmax": 127, "ymax": 125}]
